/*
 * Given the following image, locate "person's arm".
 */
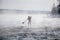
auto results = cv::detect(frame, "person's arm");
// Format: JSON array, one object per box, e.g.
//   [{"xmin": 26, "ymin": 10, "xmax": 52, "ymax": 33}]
[{"xmin": 22, "ymin": 18, "xmax": 28, "ymax": 24}]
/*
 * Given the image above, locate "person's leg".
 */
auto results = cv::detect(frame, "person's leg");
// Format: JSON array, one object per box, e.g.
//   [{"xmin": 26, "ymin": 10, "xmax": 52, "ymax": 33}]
[
  {"xmin": 28, "ymin": 21, "xmax": 31, "ymax": 28},
  {"xmin": 28, "ymin": 21, "xmax": 29, "ymax": 27},
  {"xmin": 29, "ymin": 20, "xmax": 31, "ymax": 28}
]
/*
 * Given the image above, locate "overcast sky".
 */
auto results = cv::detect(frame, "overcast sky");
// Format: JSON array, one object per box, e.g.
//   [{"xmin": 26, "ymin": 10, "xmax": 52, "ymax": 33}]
[{"xmin": 0, "ymin": 0, "xmax": 58, "ymax": 11}]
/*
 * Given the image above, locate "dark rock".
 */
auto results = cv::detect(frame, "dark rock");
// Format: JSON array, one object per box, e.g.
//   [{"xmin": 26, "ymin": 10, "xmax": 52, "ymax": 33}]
[{"xmin": 54, "ymin": 39, "xmax": 59, "ymax": 40}]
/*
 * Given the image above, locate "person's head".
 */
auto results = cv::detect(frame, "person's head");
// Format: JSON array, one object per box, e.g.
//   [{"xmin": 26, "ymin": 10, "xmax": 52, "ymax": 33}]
[{"xmin": 28, "ymin": 16, "xmax": 32, "ymax": 17}]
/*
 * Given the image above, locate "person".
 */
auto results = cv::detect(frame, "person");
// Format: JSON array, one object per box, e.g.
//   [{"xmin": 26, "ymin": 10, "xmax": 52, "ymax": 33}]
[
  {"xmin": 27, "ymin": 16, "xmax": 32, "ymax": 27},
  {"xmin": 22, "ymin": 16, "xmax": 32, "ymax": 27}
]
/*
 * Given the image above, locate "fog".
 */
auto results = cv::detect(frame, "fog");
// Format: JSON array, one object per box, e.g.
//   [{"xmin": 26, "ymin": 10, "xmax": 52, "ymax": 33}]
[
  {"xmin": 0, "ymin": 13, "xmax": 60, "ymax": 29},
  {"xmin": 0, "ymin": 0, "xmax": 57, "ymax": 11},
  {"xmin": 0, "ymin": 0, "xmax": 60, "ymax": 40}
]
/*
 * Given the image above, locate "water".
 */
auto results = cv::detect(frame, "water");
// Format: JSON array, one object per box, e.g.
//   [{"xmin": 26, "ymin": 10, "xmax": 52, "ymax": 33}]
[{"xmin": 0, "ymin": 9, "xmax": 60, "ymax": 40}]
